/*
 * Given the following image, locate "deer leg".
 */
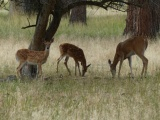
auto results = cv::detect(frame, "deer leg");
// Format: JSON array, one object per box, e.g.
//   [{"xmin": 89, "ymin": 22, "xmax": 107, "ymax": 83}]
[
  {"xmin": 136, "ymin": 53, "xmax": 148, "ymax": 78},
  {"xmin": 75, "ymin": 62, "xmax": 77, "ymax": 76},
  {"xmin": 75, "ymin": 61, "xmax": 81, "ymax": 76},
  {"xmin": 57, "ymin": 55, "xmax": 64, "ymax": 73},
  {"xmin": 38, "ymin": 64, "xmax": 42, "ymax": 77},
  {"xmin": 37, "ymin": 64, "xmax": 43, "ymax": 80},
  {"xmin": 128, "ymin": 56, "xmax": 134, "ymax": 78},
  {"xmin": 64, "ymin": 56, "xmax": 71, "ymax": 75},
  {"xmin": 17, "ymin": 61, "xmax": 26, "ymax": 78},
  {"xmin": 36, "ymin": 65, "xmax": 39, "ymax": 79},
  {"xmin": 77, "ymin": 62, "xmax": 81, "ymax": 76},
  {"xmin": 118, "ymin": 55, "xmax": 124, "ymax": 78},
  {"xmin": 142, "ymin": 57, "xmax": 148, "ymax": 77},
  {"xmin": 144, "ymin": 58, "xmax": 148, "ymax": 77}
]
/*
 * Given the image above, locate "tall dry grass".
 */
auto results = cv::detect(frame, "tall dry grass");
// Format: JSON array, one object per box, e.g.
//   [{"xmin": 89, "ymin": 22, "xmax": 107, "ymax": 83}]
[
  {"xmin": 1, "ymin": 36, "xmax": 159, "ymax": 78},
  {"xmin": 0, "ymin": 37, "xmax": 160, "ymax": 120}
]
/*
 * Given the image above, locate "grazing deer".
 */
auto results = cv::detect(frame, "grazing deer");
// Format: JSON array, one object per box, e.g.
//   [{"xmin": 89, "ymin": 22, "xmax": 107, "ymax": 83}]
[
  {"xmin": 16, "ymin": 38, "xmax": 54, "ymax": 79},
  {"xmin": 57, "ymin": 43, "xmax": 91, "ymax": 76},
  {"xmin": 108, "ymin": 36, "xmax": 148, "ymax": 78}
]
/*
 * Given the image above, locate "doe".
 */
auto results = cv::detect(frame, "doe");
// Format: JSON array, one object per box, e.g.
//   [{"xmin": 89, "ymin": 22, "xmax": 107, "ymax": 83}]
[{"xmin": 108, "ymin": 36, "xmax": 148, "ymax": 78}]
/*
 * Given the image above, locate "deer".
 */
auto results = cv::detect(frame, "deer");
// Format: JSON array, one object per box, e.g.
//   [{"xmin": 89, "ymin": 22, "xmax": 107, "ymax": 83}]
[
  {"xmin": 16, "ymin": 38, "xmax": 54, "ymax": 79},
  {"xmin": 108, "ymin": 36, "xmax": 148, "ymax": 79},
  {"xmin": 57, "ymin": 43, "xmax": 91, "ymax": 77}
]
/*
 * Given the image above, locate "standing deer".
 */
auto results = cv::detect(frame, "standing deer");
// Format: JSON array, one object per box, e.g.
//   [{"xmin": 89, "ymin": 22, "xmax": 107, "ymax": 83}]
[
  {"xmin": 16, "ymin": 38, "xmax": 54, "ymax": 79},
  {"xmin": 108, "ymin": 36, "xmax": 148, "ymax": 78},
  {"xmin": 57, "ymin": 43, "xmax": 91, "ymax": 76}
]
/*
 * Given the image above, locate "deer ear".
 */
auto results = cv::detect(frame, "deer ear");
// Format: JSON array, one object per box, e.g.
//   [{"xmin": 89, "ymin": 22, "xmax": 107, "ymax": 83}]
[
  {"xmin": 108, "ymin": 59, "xmax": 112, "ymax": 65},
  {"xmin": 87, "ymin": 64, "xmax": 91, "ymax": 68}
]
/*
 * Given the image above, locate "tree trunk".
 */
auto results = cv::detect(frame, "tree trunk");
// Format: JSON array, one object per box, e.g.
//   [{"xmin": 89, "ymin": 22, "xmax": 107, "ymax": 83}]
[
  {"xmin": 123, "ymin": 0, "xmax": 160, "ymax": 38},
  {"xmin": 21, "ymin": 0, "xmax": 56, "ymax": 79},
  {"xmin": 63, "ymin": 11, "xmax": 70, "ymax": 19},
  {"xmin": 69, "ymin": 0, "xmax": 87, "ymax": 25},
  {"xmin": 123, "ymin": 2, "xmax": 137, "ymax": 36}
]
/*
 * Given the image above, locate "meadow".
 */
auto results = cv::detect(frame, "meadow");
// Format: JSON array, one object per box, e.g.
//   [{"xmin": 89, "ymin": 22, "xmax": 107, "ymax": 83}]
[{"xmin": 0, "ymin": 9, "xmax": 160, "ymax": 120}]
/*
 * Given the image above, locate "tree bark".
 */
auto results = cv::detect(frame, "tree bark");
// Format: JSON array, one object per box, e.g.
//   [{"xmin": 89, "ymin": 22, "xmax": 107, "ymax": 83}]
[
  {"xmin": 21, "ymin": 0, "xmax": 56, "ymax": 79},
  {"xmin": 123, "ymin": 0, "xmax": 160, "ymax": 38}
]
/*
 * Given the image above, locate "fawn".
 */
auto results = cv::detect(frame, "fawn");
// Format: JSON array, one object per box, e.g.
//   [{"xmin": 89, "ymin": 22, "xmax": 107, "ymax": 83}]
[
  {"xmin": 57, "ymin": 43, "xmax": 91, "ymax": 76},
  {"xmin": 16, "ymin": 38, "xmax": 54, "ymax": 79}
]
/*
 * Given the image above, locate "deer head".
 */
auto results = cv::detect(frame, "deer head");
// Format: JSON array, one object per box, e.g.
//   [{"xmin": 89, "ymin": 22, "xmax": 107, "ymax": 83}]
[
  {"xmin": 108, "ymin": 59, "xmax": 116, "ymax": 78},
  {"xmin": 44, "ymin": 38, "xmax": 54, "ymax": 51},
  {"xmin": 82, "ymin": 64, "xmax": 91, "ymax": 76}
]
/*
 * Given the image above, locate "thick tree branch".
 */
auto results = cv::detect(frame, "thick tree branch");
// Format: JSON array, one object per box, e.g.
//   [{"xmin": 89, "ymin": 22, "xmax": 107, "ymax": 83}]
[
  {"xmin": 61, "ymin": 0, "xmax": 141, "ymax": 15},
  {"xmin": 46, "ymin": 0, "xmax": 142, "ymax": 41},
  {"xmin": 21, "ymin": 0, "xmax": 142, "ymax": 31}
]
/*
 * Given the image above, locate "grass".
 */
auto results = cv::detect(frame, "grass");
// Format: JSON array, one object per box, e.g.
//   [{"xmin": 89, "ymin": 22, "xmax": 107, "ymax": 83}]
[
  {"xmin": 0, "ymin": 74, "xmax": 160, "ymax": 119},
  {"xmin": 0, "ymin": 10, "xmax": 126, "ymax": 40},
  {"xmin": 0, "ymin": 10, "xmax": 160, "ymax": 120},
  {"xmin": 56, "ymin": 14, "xmax": 125, "ymax": 39},
  {"xmin": 0, "ymin": 12, "xmax": 35, "ymax": 40}
]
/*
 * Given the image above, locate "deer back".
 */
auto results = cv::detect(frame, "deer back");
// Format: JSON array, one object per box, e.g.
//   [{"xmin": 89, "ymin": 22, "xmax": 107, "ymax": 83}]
[
  {"xmin": 59, "ymin": 43, "xmax": 86, "ymax": 62},
  {"xmin": 115, "ymin": 36, "xmax": 147, "ymax": 59},
  {"xmin": 16, "ymin": 48, "xmax": 49, "ymax": 64},
  {"xmin": 27, "ymin": 50, "xmax": 48, "ymax": 64},
  {"xmin": 16, "ymin": 49, "xmax": 29, "ymax": 62},
  {"xmin": 16, "ymin": 40, "xmax": 53, "ymax": 64}
]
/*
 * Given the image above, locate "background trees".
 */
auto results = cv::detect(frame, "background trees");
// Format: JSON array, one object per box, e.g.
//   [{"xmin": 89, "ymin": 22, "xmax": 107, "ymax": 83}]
[
  {"xmin": 9, "ymin": 0, "xmax": 41, "ymax": 16},
  {"xmin": 69, "ymin": 0, "xmax": 87, "ymax": 25}
]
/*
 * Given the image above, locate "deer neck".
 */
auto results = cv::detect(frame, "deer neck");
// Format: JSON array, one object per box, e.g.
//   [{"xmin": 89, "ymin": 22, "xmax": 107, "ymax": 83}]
[
  {"xmin": 81, "ymin": 57, "xmax": 87, "ymax": 68},
  {"xmin": 112, "ymin": 54, "xmax": 119, "ymax": 69},
  {"xmin": 44, "ymin": 47, "xmax": 50, "ymax": 58}
]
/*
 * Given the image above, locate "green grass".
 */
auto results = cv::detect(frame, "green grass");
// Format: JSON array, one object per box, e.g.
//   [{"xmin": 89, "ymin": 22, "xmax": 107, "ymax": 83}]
[
  {"xmin": 0, "ymin": 12, "xmax": 35, "ymax": 40},
  {"xmin": 56, "ymin": 15, "xmax": 126, "ymax": 39},
  {"xmin": 0, "ymin": 11, "xmax": 126, "ymax": 40}
]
